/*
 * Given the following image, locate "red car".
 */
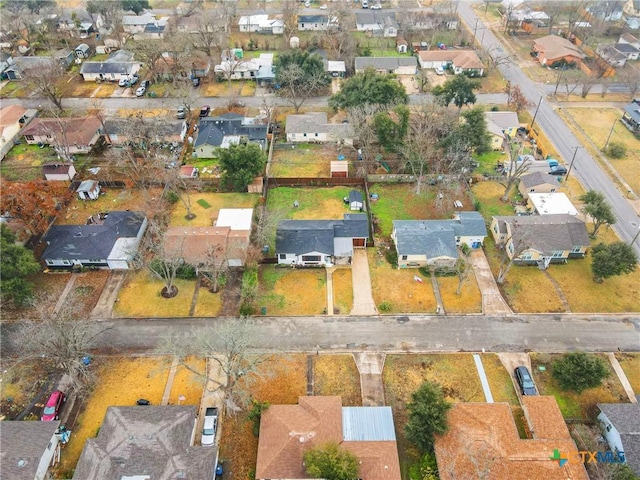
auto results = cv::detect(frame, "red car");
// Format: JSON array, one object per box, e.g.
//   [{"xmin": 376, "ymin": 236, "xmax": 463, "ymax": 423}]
[{"xmin": 41, "ymin": 390, "xmax": 65, "ymax": 421}]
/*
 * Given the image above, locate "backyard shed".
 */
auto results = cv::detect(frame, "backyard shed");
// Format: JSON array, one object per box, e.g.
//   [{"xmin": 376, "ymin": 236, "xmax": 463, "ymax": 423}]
[
  {"xmin": 75, "ymin": 43, "xmax": 91, "ymax": 59},
  {"xmin": 348, "ymin": 190, "xmax": 364, "ymax": 211},
  {"xmin": 330, "ymin": 161, "xmax": 348, "ymax": 178},
  {"xmin": 76, "ymin": 179, "xmax": 101, "ymax": 200}
]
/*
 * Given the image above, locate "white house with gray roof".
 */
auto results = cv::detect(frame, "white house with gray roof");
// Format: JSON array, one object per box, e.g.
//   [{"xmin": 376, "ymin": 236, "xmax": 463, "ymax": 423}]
[
  {"xmin": 0, "ymin": 421, "xmax": 61, "ymax": 480},
  {"xmin": 392, "ymin": 211, "xmax": 487, "ymax": 269},
  {"xmin": 276, "ymin": 213, "xmax": 368, "ymax": 266},
  {"xmin": 597, "ymin": 403, "xmax": 640, "ymax": 475},
  {"xmin": 355, "ymin": 56, "xmax": 417, "ymax": 75},
  {"xmin": 79, "ymin": 50, "xmax": 140, "ymax": 82},
  {"xmin": 286, "ymin": 112, "xmax": 354, "ymax": 145},
  {"xmin": 355, "ymin": 11, "xmax": 399, "ymax": 37}
]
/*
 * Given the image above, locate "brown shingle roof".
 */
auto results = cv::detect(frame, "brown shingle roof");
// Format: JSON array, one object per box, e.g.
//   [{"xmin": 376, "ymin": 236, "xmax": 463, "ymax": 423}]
[
  {"xmin": 418, "ymin": 49, "xmax": 484, "ymax": 69},
  {"xmin": 0, "ymin": 105, "xmax": 28, "ymax": 126},
  {"xmin": 435, "ymin": 398, "xmax": 589, "ymax": 480},
  {"xmin": 533, "ymin": 35, "xmax": 586, "ymax": 61},
  {"xmin": 163, "ymin": 226, "xmax": 249, "ymax": 266},
  {"xmin": 21, "ymin": 116, "xmax": 101, "ymax": 146}
]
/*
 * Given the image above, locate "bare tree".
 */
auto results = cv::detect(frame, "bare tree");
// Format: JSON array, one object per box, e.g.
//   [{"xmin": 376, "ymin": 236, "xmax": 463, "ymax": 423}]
[
  {"xmin": 145, "ymin": 220, "xmax": 183, "ymax": 298},
  {"xmin": 455, "ymin": 247, "xmax": 472, "ymax": 295},
  {"xmin": 200, "ymin": 244, "xmax": 229, "ymax": 294},
  {"xmin": 281, "ymin": 0, "xmax": 301, "ymax": 45},
  {"xmin": 158, "ymin": 318, "xmax": 274, "ymax": 413},
  {"xmin": 276, "ymin": 63, "xmax": 330, "ymax": 113},
  {"xmin": 168, "ymin": 171, "xmax": 203, "ymax": 221},
  {"xmin": 253, "ymin": 205, "xmax": 287, "ymax": 250},
  {"xmin": 24, "ymin": 56, "xmax": 65, "ymax": 111},
  {"xmin": 497, "ymin": 223, "xmax": 532, "ymax": 284},
  {"xmin": 346, "ymin": 104, "xmax": 382, "ymax": 175},
  {"xmin": 617, "ymin": 68, "xmax": 640, "ymax": 99},
  {"xmin": 507, "ymin": 84, "xmax": 533, "ymax": 112},
  {"xmin": 500, "ymin": 137, "xmax": 531, "ymax": 202},
  {"xmin": 190, "ymin": 7, "xmax": 229, "ymax": 58},
  {"xmin": 128, "ymin": 39, "xmax": 165, "ymax": 82},
  {"xmin": 482, "ymin": 46, "xmax": 515, "ymax": 75}
]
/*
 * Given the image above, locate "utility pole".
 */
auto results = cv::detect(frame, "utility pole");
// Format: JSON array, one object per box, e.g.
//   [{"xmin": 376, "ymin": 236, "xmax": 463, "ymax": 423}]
[
  {"xmin": 553, "ymin": 65, "xmax": 566, "ymax": 96},
  {"xmin": 631, "ymin": 227, "xmax": 640, "ymax": 246},
  {"xmin": 473, "ymin": 19, "xmax": 479, "ymax": 44},
  {"xmin": 530, "ymin": 96, "xmax": 543, "ymax": 131},
  {"xmin": 565, "ymin": 146, "xmax": 581, "ymax": 181},
  {"xmin": 603, "ymin": 117, "xmax": 617, "ymax": 151}
]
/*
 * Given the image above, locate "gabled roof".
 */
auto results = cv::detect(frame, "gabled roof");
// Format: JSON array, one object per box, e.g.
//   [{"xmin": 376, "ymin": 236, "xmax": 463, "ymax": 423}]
[
  {"xmin": 80, "ymin": 50, "xmax": 138, "ymax": 75},
  {"xmin": 598, "ymin": 403, "xmax": 640, "ymax": 474},
  {"xmin": 355, "ymin": 11, "xmax": 398, "ymax": 28},
  {"xmin": 519, "ymin": 171, "xmax": 559, "ymax": 188},
  {"xmin": 22, "ymin": 117, "xmax": 102, "ymax": 146},
  {"xmin": 72, "ymin": 406, "xmax": 217, "ymax": 480},
  {"xmin": 276, "ymin": 213, "xmax": 368, "ymax": 256},
  {"xmin": 239, "ymin": 14, "xmax": 284, "ymax": 27},
  {"xmin": 355, "ymin": 56, "xmax": 417, "ymax": 70},
  {"xmin": 533, "ymin": 35, "xmax": 586, "ymax": 60},
  {"xmin": 43, "ymin": 163, "xmax": 74, "ymax": 175},
  {"xmin": 349, "ymin": 190, "xmax": 363, "ymax": 204},
  {"xmin": 624, "ymin": 100, "xmax": 640, "ymax": 123},
  {"xmin": 620, "ymin": 32, "xmax": 639, "ymax": 44},
  {"xmin": 615, "ymin": 42, "xmax": 640, "ymax": 53},
  {"xmin": 0, "ymin": 105, "xmax": 27, "ymax": 126},
  {"xmin": 42, "ymin": 211, "xmax": 146, "ymax": 261},
  {"xmin": 122, "ymin": 13, "xmax": 156, "ymax": 25},
  {"xmin": 285, "ymin": 111, "xmax": 354, "ymax": 138},
  {"xmin": 484, "ymin": 111, "xmax": 520, "ymax": 136},
  {"xmin": 195, "ymin": 113, "xmax": 268, "ymax": 149},
  {"xmin": 327, "ymin": 60, "xmax": 346, "ymax": 72},
  {"xmin": 417, "ymin": 49, "xmax": 484, "ymax": 69},
  {"xmin": 0, "ymin": 421, "xmax": 60, "ymax": 480},
  {"xmin": 298, "ymin": 15, "xmax": 329, "ymax": 23}
]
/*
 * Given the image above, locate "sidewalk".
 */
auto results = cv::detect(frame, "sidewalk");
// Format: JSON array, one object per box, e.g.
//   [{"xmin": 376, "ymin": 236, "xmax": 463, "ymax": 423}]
[{"xmin": 90, "ymin": 271, "xmax": 126, "ymax": 319}]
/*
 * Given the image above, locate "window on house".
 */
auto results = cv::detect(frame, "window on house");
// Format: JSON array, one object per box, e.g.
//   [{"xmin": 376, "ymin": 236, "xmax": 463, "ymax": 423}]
[
  {"xmin": 279, "ymin": 254, "xmax": 286, "ymax": 259},
  {"xmin": 551, "ymin": 251, "xmax": 564, "ymax": 258},
  {"xmin": 606, "ymin": 424, "xmax": 612, "ymax": 432},
  {"xmin": 25, "ymin": 135, "xmax": 34, "ymax": 141},
  {"xmin": 520, "ymin": 252, "xmax": 533, "ymax": 260},
  {"xmin": 551, "ymin": 188, "xmax": 556, "ymax": 192},
  {"xmin": 508, "ymin": 243, "xmax": 514, "ymax": 253},
  {"xmin": 301, "ymin": 255, "xmax": 321, "ymax": 262},
  {"xmin": 571, "ymin": 246, "xmax": 583, "ymax": 253},
  {"xmin": 530, "ymin": 188, "xmax": 535, "ymax": 192},
  {"xmin": 314, "ymin": 133, "xmax": 318, "ymax": 137},
  {"xmin": 303, "ymin": 133, "xmax": 307, "ymax": 137},
  {"xmin": 401, "ymin": 255, "xmax": 408, "ymax": 261}
]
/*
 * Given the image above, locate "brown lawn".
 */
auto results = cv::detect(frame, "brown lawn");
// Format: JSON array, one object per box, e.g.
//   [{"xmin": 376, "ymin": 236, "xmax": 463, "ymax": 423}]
[
  {"xmin": 437, "ymin": 275, "xmax": 482, "ymax": 314},
  {"xmin": 2, "ymin": 273, "xmax": 73, "ymax": 321},
  {"xmin": 270, "ymin": 143, "xmax": 352, "ymax": 178},
  {"xmin": 169, "ymin": 192, "xmax": 259, "ymax": 227},
  {"xmin": 168, "ymin": 356, "xmax": 206, "ymax": 406},
  {"xmin": 55, "ymin": 357, "xmax": 169, "ymax": 477},
  {"xmin": 258, "ymin": 266, "xmax": 327, "ymax": 315},
  {"xmin": 313, "ymin": 354, "xmax": 362, "ymax": 406},
  {"xmin": 203, "ymin": 81, "xmax": 256, "ymax": 97},
  {"xmin": 114, "ymin": 271, "xmax": 195, "ymax": 317},
  {"xmin": 332, "ymin": 268, "xmax": 353, "ymax": 315},
  {"xmin": 193, "ymin": 288, "xmax": 223, "ymax": 317},
  {"xmin": 615, "ymin": 353, "xmax": 640, "ymax": 394},
  {"xmin": 73, "ymin": 271, "xmax": 110, "ymax": 318},
  {"xmin": 480, "ymin": 354, "xmax": 519, "ymax": 405},
  {"xmin": 0, "ymin": 359, "xmax": 52, "ymax": 420},
  {"xmin": 368, "ymin": 249, "xmax": 436, "ymax": 313}
]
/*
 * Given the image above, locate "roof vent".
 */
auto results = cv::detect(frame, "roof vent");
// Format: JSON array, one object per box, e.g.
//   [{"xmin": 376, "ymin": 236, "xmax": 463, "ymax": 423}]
[{"xmin": 17, "ymin": 459, "xmax": 26, "ymax": 468}]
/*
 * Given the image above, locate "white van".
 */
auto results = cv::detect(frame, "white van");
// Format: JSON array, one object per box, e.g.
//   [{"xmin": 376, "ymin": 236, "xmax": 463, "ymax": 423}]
[{"xmin": 362, "ymin": 0, "xmax": 369, "ymax": 8}]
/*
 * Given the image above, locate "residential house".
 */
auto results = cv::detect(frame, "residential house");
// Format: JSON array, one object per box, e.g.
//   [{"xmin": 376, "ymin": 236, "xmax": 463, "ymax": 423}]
[
  {"xmin": 517, "ymin": 172, "xmax": 560, "ymax": 200},
  {"xmin": 72, "ymin": 406, "xmax": 218, "ymax": 480},
  {"xmin": 276, "ymin": 213, "xmax": 368, "ymax": 266},
  {"xmin": 42, "ymin": 211, "xmax": 148, "ymax": 270},
  {"xmin": 42, "ymin": 163, "xmax": 77, "ymax": 182},
  {"xmin": 355, "ymin": 11, "xmax": 399, "ymax": 37},
  {"xmin": 154, "ymin": 51, "xmax": 211, "ymax": 82},
  {"xmin": 391, "ymin": 211, "xmax": 487, "ymax": 269},
  {"xmin": 214, "ymin": 53, "xmax": 265, "ymax": 81},
  {"xmin": 0, "ymin": 52, "xmax": 15, "ymax": 79},
  {"xmin": 297, "ymin": 15, "xmax": 331, "ymax": 31},
  {"xmin": 0, "ymin": 104, "xmax": 35, "ymax": 160},
  {"xmin": 587, "ymin": 1, "xmax": 625, "ymax": 21},
  {"xmin": 133, "ymin": 17, "xmax": 169, "ymax": 40},
  {"xmin": 527, "ymin": 192, "xmax": 578, "ymax": 216},
  {"xmin": 416, "ymin": 49, "xmax": 485, "ymax": 75},
  {"xmin": 532, "ymin": 35, "xmax": 586, "ymax": 66},
  {"xmin": 624, "ymin": 0, "xmax": 640, "ymax": 28},
  {"xmin": 597, "ymin": 44, "xmax": 629, "ymax": 66},
  {"xmin": 0, "ymin": 421, "xmax": 63, "ymax": 480},
  {"xmin": 164, "ymin": 208, "xmax": 253, "ymax": 268},
  {"xmin": 122, "ymin": 13, "xmax": 158, "ymax": 34},
  {"xmin": 355, "ymin": 56, "xmax": 417, "ymax": 75},
  {"xmin": 254, "ymin": 53, "xmax": 276, "ymax": 86},
  {"xmin": 326, "ymin": 60, "xmax": 346, "ymax": 78},
  {"xmin": 285, "ymin": 112, "xmax": 354, "ymax": 145},
  {"xmin": 484, "ymin": 111, "xmax": 519, "ymax": 150},
  {"xmin": 505, "ymin": 5, "xmax": 550, "ymax": 32},
  {"xmin": 435, "ymin": 396, "xmax": 589, "ymax": 480},
  {"xmin": 622, "ymin": 99, "xmax": 640, "ymax": 133},
  {"xmin": 76, "ymin": 179, "xmax": 101, "ymax": 200},
  {"xmin": 74, "ymin": 43, "xmax": 92, "ymax": 59},
  {"xmin": 597, "ymin": 403, "xmax": 640, "ymax": 475},
  {"xmin": 4, "ymin": 50, "xmax": 74, "ymax": 80},
  {"xmin": 80, "ymin": 50, "xmax": 141, "ymax": 82},
  {"xmin": 55, "ymin": 11, "xmax": 101, "ymax": 37},
  {"xmin": 618, "ymin": 32, "xmax": 640, "ymax": 49},
  {"xmin": 613, "ymin": 42, "xmax": 640, "ymax": 60},
  {"xmin": 105, "ymin": 118, "xmax": 187, "ymax": 145},
  {"xmin": 256, "ymin": 396, "xmax": 401, "ymax": 480},
  {"xmin": 194, "ymin": 113, "xmax": 268, "ymax": 159},
  {"xmin": 238, "ymin": 14, "xmax": 284, "ymax": 34},
  {"xmin": 21, "ymin": 116, "xmax": 102, "ymax": 155},
  {"xmin": 490, "ymin": 214, "xmax": 590, "ymax": 267}
]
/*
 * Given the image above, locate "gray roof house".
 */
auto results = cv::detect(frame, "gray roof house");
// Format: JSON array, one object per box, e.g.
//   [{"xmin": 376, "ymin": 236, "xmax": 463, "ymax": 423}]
[
  {"xmin": 392, "ymin": 211, "xmax": 487, "ymax": 269},
  {"xmin": 517, "ymin": 171, "xmax": 561, "ymax": 199},
  {"xmin": 72, "ymin": 406, "xmax": 218, "ymax": 480},
  {"xmin": 4, "ymin": 50, "xmax": 74, "ymax": 80},
  {"xmin": 490, "ymin": 214, "xmax": 590, "ymax": 268},
  {"xmin": 622, "ymin": 99, "xmax": 640, "ymax": 133},
  {"xmin": 285, "ymin": 112, "xmax": 354, "ymax": 145},
  {"xmin": 297, "ymin": 15, "xmax": 331, "ymax": 31},
  {"xmin": 355, "ymin": 11, "xmax": 399, "ymax": 37},
  {"xmin": 597, "ymin": 403, "xmax": 640, "ymax": 475},
  {"xmin": 0, "ymin": 421, "xmax": 62, "ymax": 480},
  {"xmin": 79, "ymin": 50, "xmax": 141, "ymax": 81},
  {"xmin": 355, "ymin": 56, "xmax": 417, "ymax": 75},
  {"xmin": 42, "ymin": 211, "xmax": 147, "ymax": 270},
  {"xmin": 194, "ymin": 113, "xmax": 268, "ymax": 159},
  {"xmin": 276, "ymin": 213, "xmax": 369, "ymax": 266}
]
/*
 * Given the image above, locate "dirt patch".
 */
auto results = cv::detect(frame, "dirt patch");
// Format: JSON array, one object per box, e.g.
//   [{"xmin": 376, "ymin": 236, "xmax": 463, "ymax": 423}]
[
  {"xmin": 397, "ymin": 75, "xmax": 420, "ymax": 94},
  {"xmin": 219, "ymin": 269, "xmax": 243, "ymax": 317},
  {"xmin": 313, "ymin": 354, "xmax": 362, "ymax": 406}
]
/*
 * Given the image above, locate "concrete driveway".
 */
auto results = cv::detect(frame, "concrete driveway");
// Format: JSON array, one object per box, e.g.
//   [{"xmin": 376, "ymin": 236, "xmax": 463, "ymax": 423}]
[
  {"xmin": 350, "ymin": 249, "xmax": 378, "ymax": 315},
  {"xmin": 469, "ymin": 249, "xmax": 513, "ymax": 315}
]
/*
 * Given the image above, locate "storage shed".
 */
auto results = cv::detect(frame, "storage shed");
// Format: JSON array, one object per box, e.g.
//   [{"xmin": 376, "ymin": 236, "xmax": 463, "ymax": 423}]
[
  {"xmin": 348, "ymin": 190, "xmax": 364, "ymax": 211},
  {"xmin": 330, "ymin": 161, "xmax": 349, "ymax": 178},
  {"xmin": 76, "ymin": 180, "xmax": 101, "ymax": 200}
]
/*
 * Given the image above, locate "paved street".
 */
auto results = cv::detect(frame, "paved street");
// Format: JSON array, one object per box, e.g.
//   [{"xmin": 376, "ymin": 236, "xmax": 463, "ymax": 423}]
[
  {"xmin": 457, "ymin": 3, "xmax": 640, "ymax": 255},
  {"xmin": 2, "ymin": 314, "xmax": 638, "ymax": 355}
]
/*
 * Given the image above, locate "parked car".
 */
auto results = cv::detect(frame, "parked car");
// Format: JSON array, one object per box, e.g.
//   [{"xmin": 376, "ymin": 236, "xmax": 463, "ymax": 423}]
[
  {"xmin": 135, "ymin": 85, "xmax": 146, "ymax": 97},
  {"xmin": 361, "ymin": 0, "xmax": 368, "ymax": 7},
  {"xmin": 435, "ymin": 66, "xmax": 445, "ymax": 75},
  {"xmin": 119, "ymin": 74, "xmax": 139, "ymax": 87},
  {"xmin": 201, "ymin": 407, "xmax": 218, "ymax": 446},
  {"xmin": 320, "ymin": 4, "xmax": 327, "ymax": 9},
  {"xmin": 140, "ymin": 80, "xmax": 150, "ymax": 89},
  {"xmin": 548, "ymin": 166, "xmax": 568, "ymax": 175},
  {"xmin": 370, "ymin": 3, "xmax": 382, "ymax": 9},
  {"xmin": 514, "ymin": 366, "xmax": 538, "ymax": 396},
  {"xmin": 192, "ymin": 77, "xmax": 201, "ymax": 87},
  {"xmin": 41, "ymin": 390, "xmax": 66, "ymax": 421},
  {"xmin": 200, "ymin": 105, "xmax": 211, "ymax": 117},
  {"xmin": 176, "ymin": 106, "xmax": 187, "ymax": 119}
]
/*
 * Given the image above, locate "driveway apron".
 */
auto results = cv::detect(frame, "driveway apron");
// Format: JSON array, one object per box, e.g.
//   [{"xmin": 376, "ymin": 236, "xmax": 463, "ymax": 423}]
[
  {"xmin": 353, "ymin": 352, "xmax": 386, "ymax": 406},
  {"xmin": 350, "ymin": 249, "xmax": 378, "ymax": 315}
]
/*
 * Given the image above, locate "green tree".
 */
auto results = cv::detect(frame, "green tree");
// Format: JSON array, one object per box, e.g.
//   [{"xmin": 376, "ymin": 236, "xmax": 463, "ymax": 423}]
[
  {"xmin": 275, "ymin": 50, "xmax": 330, "ymax": 112},
  {"xmin": 405, "ymin": 381, "xmax": 452, "ymax": 453},
  {"xmin": 329, "ymin": 68, "xmax": 408, "ymax": 111},
  {"xmin": 591, "ymin": 242, "xmax": 638, "ymax": 283},
  {"xmin": 409, "ymin": 452, "xmax": 439, "ymax": 480},
  {"xmin": 121, "ymin": 0, "xmax": 150, "ymax": 14},
  {"xmin": 218, "ymin": 143, "xmax": 267, "ymax": 192},
  {"xmin": 443, "ymin": 107, "xmax": 491, "ymax": 154},
  {"xmin": 579, "ymin": 190, "xmax": 616, "ymax": 237},
  {"xmin": 432, "ymin": 75, "xmax": 479, "ymax": 110},
  {"xmin": 552, "ymin": 352, "xmax": 609, "ymax": 393},
  {"xmin": 606, "ymin": 142, "xmax": 626, "ymax": 159},
  {"xmin": 303, "ymin": 442, "xmax": 359, "ymax": 480},
  {"xmin": 373, "ymin": 104, "xmax": 410, "ymax": 152},
  {"xmin": 0, "ymin": 224, "xmax": 40, "ymax": 306}
]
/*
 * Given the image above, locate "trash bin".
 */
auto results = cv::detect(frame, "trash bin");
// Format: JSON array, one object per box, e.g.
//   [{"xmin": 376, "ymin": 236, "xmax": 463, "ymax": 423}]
[{"xmin": 261, "ymin": 307, "xmax": 267, "ymax": 315}]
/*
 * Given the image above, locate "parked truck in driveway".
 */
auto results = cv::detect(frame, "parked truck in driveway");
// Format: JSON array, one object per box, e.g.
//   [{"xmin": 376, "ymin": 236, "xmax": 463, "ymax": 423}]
[{"xmin": 202, "ymin": 407, "xmax": 218, "ymax": 446}]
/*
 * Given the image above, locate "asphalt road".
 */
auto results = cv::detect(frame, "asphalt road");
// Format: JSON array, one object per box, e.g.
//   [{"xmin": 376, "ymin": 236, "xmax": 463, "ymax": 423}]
[
  {"xmin": 2, "ymin": 314, "xmax": 639, "ymax": 355},
  {"xmin": 457, "ymin": 3, "xmax": 640, "ymax": 255}
]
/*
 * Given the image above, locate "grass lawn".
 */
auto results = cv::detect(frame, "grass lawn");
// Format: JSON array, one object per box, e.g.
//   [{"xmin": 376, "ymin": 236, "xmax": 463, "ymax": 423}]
[
  {"xmin": 437, "ymin": 275, "xmax": 482, "ymax": 314},
  {"xmin": 0, "ymin": 81, "xmax": 31, "ymax": 98},
  {"xmin": 313, "ymin": 354, "xmax": 362, "ymax": 406},
  {"xmin": 220, "ymin": 355, "xmax": 306, "ymax": 480},
  {"xmin": 168, "ymin": 356, "xmax": 206, "ymax": 406},
  {"xmin": 615, "ymin": 353, "xmax": 640, "ymax": 393},
  {"xmin": 563, "ymin": 107, "xmax": 640, "ymax": 194},
  {"xmin": 473, "ymin": 150, "xmax": 508, "ymax": 175},
  {"xmin": 476, "ymin": 68, "xmax": 509, "ymax": 94},
  {"xmin": 113, "ymin": 271, "xmax": 195, "ymax": 317},
  {"xmin": 203, "ymin": 81, "xmax": 256, "ymax": 97},
  {"xmin": 383, "ymin": 354, "xmax": 485, "ymax": 478},
  {"xmin": 545, "ymin": 228, "xmax": 640, "ymax": 313},
  {"xmin": 368, "ymin": 249, "xmax": 437, "ymax": 313},
  {"xmin": 258, "ymin": 266, "xmax": 327, "ymax": 315},
  {"xmin": 530, "ymin": 353, "xmax": 628, "ymax": 420},
  {"xmin": 471, "ymin": 181, "xmax": 516, "ymax": 218},
  {"xmin": 55, "ymin": 357, "xmax": 169, "ymax": 478},
  {"xmin": 480, "ymin": 354, "xmax": 519, "ymax": 405},
  {"xmin": 270, "ymin": 143, "xmax": 347, "ymax": 178},
  {"xmin": 193, "ymin": 288, "xmax": 223, "ymax": 317},
  {"xmin": 1, "ymin": 143, "xmax": 60, "ymax": 181},
  {"xmin": 332, "ymin": 268, "xmax": 353, "ymax": 315},
  {"xmin": 267, "ymin": 186, "xmax": 354, "ymax": 220},
  {"xmin": 169, "ymin": 192, "xmax": 259, "ymax": 227}
]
